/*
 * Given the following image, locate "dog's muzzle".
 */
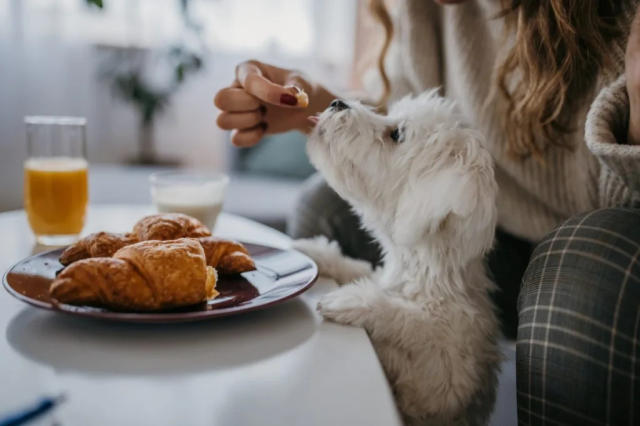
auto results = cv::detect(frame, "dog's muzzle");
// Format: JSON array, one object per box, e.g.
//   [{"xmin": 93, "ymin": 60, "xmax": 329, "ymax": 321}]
[{"xmin": 329, "ymin": 99, "xmax": 350, "ymax": 111}]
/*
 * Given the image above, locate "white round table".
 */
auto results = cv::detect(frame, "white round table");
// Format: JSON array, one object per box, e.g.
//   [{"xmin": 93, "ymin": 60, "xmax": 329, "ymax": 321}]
[{"xmin": 0, "ymin": 205, "xmax": 401, "ymax": 426}]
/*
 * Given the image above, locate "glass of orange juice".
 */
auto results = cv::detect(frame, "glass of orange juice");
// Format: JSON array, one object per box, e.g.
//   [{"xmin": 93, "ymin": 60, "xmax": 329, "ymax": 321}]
[{"xmin": 24, "ymin": 116, "xmax": 88, "ymax": 245}]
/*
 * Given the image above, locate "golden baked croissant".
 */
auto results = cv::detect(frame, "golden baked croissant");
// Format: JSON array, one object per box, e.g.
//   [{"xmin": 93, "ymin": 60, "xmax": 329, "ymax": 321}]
[
  {"xmin": 60, "ymin": 234, "xmax": 255, "ymax": 274},
  {"xmin": 59, "ymin": 213, "xmax": 255, "ymax": 274},
  {"xmin": 132, "ymin": 213, "xmax": 211, "ymax": 240},
  {"xmin": 60, "ymin": 213, "xmax": 211, "ymax": 266},
  {"xmin": 51, "ymin": 238, "xmax": 218, "ymax": 311},
  {"xmin": 198, "ymin": 236, "xmax": 256, "ymax": 275},
  {"xmin": 59, "ymin": 232, "xmax": 138, "ymax": 265}
]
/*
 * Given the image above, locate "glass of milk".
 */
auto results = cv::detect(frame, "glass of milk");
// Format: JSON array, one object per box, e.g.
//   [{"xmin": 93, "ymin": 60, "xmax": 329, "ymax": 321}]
[{"xmin": 149, "ymin": 171, "xmax": 229, "ymax": 230}]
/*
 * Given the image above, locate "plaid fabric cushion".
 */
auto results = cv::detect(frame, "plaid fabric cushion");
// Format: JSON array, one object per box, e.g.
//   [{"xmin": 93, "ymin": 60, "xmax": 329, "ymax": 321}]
[{"xmin": 517, "ymin": 208, "xmax": 640, "ymax": 425}]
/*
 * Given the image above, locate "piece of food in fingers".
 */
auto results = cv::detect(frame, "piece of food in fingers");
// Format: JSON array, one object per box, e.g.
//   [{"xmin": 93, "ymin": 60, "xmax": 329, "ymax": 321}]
[
  {"xmin": 50, "ymin": 238, "xmax": 218, "ymax": 311},
  {"xmin": 59, "ymin": 232, "xmax": 139, "ymax": 265},
  {"xmin": 294, "ymin": 88, "xmax": 309, "ymax": 108},
  {"xmin": 198, "ymin": 236, "xmax": 256, "ymax": 274},
  {"xmin": 132, "ymin": 213, "xmax": 211, "ymax": 241}
]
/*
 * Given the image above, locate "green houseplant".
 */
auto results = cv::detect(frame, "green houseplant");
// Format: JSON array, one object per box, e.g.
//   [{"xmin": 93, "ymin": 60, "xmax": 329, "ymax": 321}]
[{"xmin": 87, "ymin": 0, "xmax": 205, "ymax": 164}]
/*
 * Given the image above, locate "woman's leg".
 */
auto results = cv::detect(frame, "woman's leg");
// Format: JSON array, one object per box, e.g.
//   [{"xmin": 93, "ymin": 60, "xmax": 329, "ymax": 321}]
[
  {"xmin": 517, "ymin": 208, "xmax": 640, "ymax": 425},
  {"xmin": 287, "ymin": 174, "xmax": 382, "ymax": 265}
]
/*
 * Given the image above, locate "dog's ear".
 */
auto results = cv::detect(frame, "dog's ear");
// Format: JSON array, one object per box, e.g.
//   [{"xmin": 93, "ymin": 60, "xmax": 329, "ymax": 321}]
[
  {"xmin": 393, "ymin": 169, "xmax": 468, "ymax": 246},
  {"xmin": 392, "ymin": 132, "xmax": 497, "ymax": 248}
]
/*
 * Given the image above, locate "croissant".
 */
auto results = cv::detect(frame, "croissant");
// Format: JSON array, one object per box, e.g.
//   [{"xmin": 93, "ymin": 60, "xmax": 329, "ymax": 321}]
[
  {"xmin": 132, "ymin": 213, "xmax": 211, "ymax": 240},
  {"xmin": 59, "ymin": 232, "xmax": 138, "ymax": 265},
  {"xmin": 59, "ymin": 213, "xmax": 210, "ymax": 266},
  {"xmin": 198, "ymin": 236, "xmax": 256, "ymax": 275},
  {"xmin": 60, "ymin": 234, "xmax": 255, "ymax": 275},
  {"xmin": 50, "ymin": 238, "xmax": 218, "ymax": 311}
]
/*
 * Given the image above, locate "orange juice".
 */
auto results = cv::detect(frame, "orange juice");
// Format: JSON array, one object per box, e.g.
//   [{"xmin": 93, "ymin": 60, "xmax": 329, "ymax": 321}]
[{"xmin": 24, "ymin": 157, "xmax": 88, "ymax": 236}]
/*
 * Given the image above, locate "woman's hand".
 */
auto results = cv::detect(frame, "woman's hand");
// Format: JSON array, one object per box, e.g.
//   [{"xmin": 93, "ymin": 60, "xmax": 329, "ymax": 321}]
[
  {"xmin": 214, "ymin": 60, "xmax": 336, "ymax": 147},
  {"xmin": 626, "ymin": 6, "xmax": 640, "ymax": 144}
]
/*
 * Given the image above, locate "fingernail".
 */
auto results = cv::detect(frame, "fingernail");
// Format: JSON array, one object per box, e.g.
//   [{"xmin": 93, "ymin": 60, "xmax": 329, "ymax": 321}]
[{"xmin": 280, "ymin": 94, "xmax": 297, "ymax": 106}]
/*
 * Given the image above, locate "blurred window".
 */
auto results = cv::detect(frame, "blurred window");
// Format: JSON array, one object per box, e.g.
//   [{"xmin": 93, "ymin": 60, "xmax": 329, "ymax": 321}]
[{"xmin": 3, "ymin": 0, "xmax": 355, "ymax": 66}]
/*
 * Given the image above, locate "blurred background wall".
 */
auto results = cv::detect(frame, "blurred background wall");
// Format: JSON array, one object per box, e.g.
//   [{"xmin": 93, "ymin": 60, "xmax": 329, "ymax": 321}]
[{"xmin": 0, "ymin": 0, "xmax": 358, "ymax": 211}]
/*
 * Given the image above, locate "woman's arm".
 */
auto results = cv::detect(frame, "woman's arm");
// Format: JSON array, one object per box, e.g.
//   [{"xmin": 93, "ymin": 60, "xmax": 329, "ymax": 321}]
[
  {"xmin": 626, "ymin": 4, "xmax": 640, "ymax": 145},
  {"xmin": 585, "ymin": 76, "xmax": 640, "ymax": 206},
  {"xmin": 584, "ymin": 5, "xmax": 640, "ymax": 207}
]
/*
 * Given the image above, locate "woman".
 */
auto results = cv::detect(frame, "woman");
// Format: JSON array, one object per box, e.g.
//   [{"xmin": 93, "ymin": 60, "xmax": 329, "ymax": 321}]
[{"xmin": 214, "ymin": 0, "xmax": 640, "ymax": 423}]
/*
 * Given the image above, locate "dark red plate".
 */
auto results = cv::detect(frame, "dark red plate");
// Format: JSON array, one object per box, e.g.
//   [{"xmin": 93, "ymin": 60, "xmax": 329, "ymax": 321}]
[{"xmin": 3, "ymin": 242, "xmax": 318, "ymax": 323}]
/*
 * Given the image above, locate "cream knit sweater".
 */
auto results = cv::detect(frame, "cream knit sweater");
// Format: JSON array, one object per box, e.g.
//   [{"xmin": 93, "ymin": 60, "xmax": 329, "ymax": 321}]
[{"xmin": 385, "ymin": 0, "xmax": 640, "ymax": 242}]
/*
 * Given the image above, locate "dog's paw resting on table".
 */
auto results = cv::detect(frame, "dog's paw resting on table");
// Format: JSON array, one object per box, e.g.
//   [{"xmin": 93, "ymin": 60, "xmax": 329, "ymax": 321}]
[
  {"xmin": 292, "ymin": 236, "xmax": 372, "ymax": 284},
  {"xmin": 316, "ymin": 280, "xmax": 385, "ymax": 327},
  {"xmin": 305, "ymin": 91, "xmax": 501, "ymax": 426}
]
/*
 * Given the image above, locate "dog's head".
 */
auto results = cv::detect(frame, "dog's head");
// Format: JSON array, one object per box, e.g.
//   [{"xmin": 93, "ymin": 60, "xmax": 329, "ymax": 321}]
[{"xmin": 307, "ymin": 90, "xmax": 497, "ymax": 264}]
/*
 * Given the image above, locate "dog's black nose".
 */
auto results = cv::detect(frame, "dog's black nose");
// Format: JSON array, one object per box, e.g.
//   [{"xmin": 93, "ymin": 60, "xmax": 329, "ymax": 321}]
[{"xmin": 330, "ymin": 99, "xmax": 350, "ymax": 111}]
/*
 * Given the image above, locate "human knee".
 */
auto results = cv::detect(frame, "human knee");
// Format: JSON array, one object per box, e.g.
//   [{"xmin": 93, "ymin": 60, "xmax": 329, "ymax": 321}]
[
  {"xmin": 516, "ymin": 208, "xmax": 640, "ymax": 423},
  {"xmin": 519, "ymin": 207, "xmax": 640, "ymax": 312}
]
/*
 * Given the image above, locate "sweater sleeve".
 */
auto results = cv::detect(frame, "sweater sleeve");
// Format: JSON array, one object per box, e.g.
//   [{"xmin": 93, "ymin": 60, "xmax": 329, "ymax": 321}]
[{"xmin": 585, "ymin": 74, "xmax": 640, "ymax": 207}]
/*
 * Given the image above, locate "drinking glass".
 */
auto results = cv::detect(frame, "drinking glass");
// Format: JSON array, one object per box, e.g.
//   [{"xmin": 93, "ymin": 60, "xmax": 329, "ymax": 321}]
[
  {"xmin": 149, "ymin": 171, "xmax": 229, "ymax": 231},
  {"xmin": 24, "ymin": 116, "xmax": 88, "ymax": 245}
]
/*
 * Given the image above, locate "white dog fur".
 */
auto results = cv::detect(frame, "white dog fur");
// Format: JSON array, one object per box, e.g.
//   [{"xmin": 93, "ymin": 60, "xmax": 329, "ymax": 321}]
[{"xmin": 293, "ymin": 91, "xmax": 501, "ymax": 425}]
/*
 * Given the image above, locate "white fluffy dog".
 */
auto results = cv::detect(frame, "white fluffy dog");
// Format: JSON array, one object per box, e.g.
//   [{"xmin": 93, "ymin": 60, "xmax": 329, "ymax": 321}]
[{"xmin": 293, "ymin": 91, "xmax": 501, "ymax": 425}]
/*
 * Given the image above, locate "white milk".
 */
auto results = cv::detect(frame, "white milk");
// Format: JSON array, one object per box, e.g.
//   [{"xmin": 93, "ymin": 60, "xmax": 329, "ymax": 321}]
[{"xmin": 151, "ymin": 182, "xmax": 226, "ymax": 230}]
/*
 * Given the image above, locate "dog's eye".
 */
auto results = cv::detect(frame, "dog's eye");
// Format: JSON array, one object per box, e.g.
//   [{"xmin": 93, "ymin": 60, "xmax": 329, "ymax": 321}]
[{"xmin": 389, "ymin": 127, "xmax": 403, "ymax": 143}]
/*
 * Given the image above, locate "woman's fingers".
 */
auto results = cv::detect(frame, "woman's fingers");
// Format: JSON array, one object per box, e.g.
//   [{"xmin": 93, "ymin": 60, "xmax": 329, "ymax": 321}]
[
  {"xmin": 216, "ymin": 110, "xmax": 263, "ymax": 130},
  {"xmin": 231, "ymin": 124, "xmax": 266, "ymax": 147},
  {"xmin": 235, "ymin": 61, "xmax": 303, "ymax": 108},
  {"xmin": 284, "ymin": 72, "xmax": 313, "ymax": 94},
  {"xmin": 214, "ymin": 87, "xmax": 261, "ymax": 112},
  {"xmin": 214, "ymin": 60, "xmax": 318, "ymax": 145}
]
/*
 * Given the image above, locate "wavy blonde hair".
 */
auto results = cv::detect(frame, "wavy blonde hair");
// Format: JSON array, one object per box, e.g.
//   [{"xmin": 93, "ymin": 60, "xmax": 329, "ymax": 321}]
[{"xmin": 369, "ymin": 0, "xmax": 626, "ymax": 158}]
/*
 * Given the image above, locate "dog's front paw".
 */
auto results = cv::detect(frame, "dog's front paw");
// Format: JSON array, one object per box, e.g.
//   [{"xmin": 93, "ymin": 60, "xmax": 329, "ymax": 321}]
[
  {"xmin": 292, "ymin": 236, "xmax": 343, "ymax": 280},
  {"xmin": 293, "ymin": 237, "xmax": 372, "ymax": 284},
  {"xmin": 292, "ymin": 236, "xmax": 339, "ymax": 260},
  {"xmin": 318, "ymin": 283, "xmax": 377, "ymax": 327}
]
